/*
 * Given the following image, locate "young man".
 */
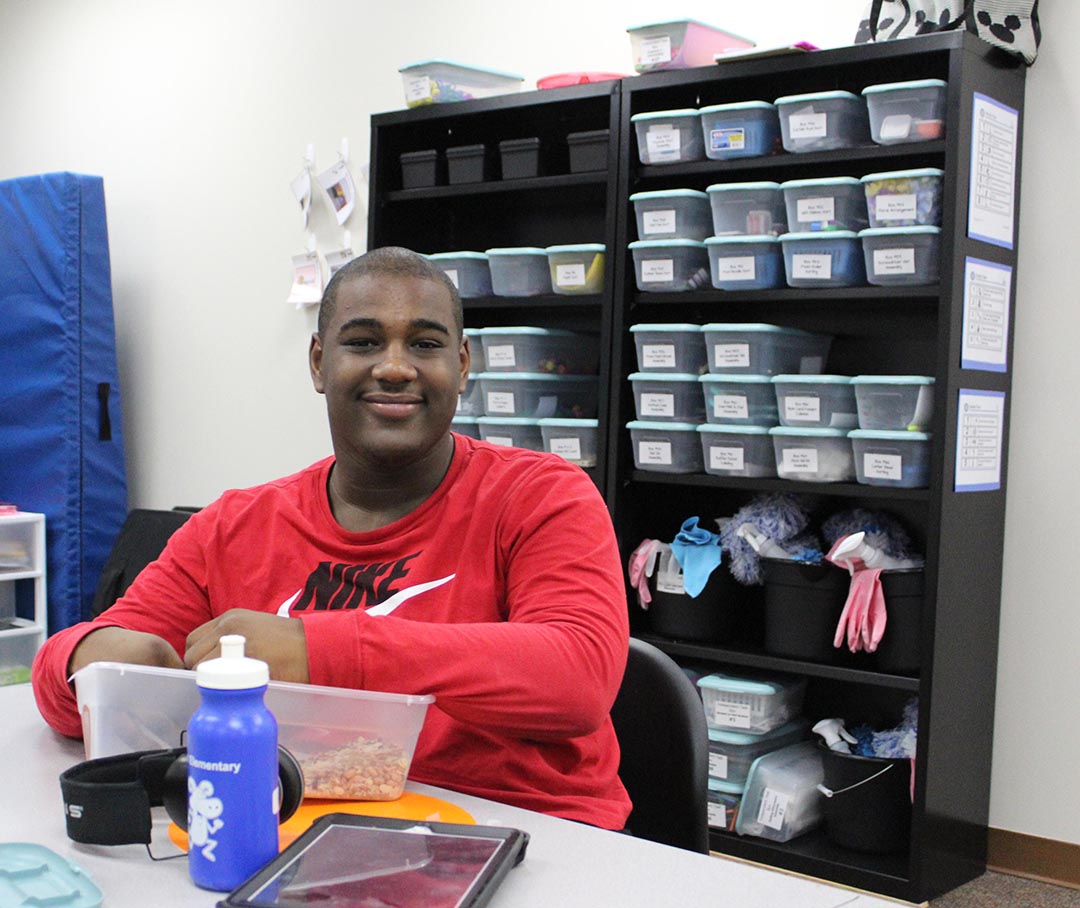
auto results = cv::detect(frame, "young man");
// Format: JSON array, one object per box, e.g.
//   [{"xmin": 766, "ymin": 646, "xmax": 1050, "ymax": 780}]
[{"xmin": 32, "ymin": 247, "xmax": 632, "ymax": 829}]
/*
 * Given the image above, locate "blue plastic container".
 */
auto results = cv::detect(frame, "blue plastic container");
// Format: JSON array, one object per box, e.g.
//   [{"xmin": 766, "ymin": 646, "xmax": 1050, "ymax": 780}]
[
  {"xmin": 706, "ymin": 235, "xmax": 784, "ymax": 290},
  {"xmin": 780, "ymin": 177, "xmax": 868, "ymax": 232},
  {"xmin": 699, "ymin": 101, "xmax": 781, "ymax": 159},
  {"xmin": 699, "ymin": 373, "xmax": 778, "ymax": 425},
  {"xmin": 780, "ymin": 231, "xmax": 866, "ymax": 288},
  {"xmin": 629, "ymin": 239, "xmax": 710, "ymax": 292},
  {"xmin": 849, "ymin": 429, "xmax": 932, "ymax": 487}
]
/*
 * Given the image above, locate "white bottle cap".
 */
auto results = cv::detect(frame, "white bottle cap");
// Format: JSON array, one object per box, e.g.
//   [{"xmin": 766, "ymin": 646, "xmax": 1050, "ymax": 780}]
[{"xmin": 195, "ymin": 634, "xmax": 270, "ymax": 690}]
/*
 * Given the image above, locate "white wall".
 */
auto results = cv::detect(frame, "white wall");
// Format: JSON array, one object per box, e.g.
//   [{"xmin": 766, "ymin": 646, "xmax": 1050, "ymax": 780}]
[{"xmin": 0, "ymin": 0, "xmax": 1074, "ymax": 846}]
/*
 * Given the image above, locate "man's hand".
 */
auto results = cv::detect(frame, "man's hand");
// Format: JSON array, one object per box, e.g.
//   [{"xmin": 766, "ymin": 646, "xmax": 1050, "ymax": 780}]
[
  {"xmin": 184, "ymin": 610, "xmax": 310, "ymax": 683},
  {"xmin": 68, "ymin": 627, "xmax": 185, "ymax": 676}
]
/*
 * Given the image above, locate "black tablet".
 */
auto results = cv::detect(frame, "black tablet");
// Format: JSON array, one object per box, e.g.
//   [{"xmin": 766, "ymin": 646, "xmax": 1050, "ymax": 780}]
[{"xmin": 218, "ymin": 813, "xmax": 529, "ymax": 908}]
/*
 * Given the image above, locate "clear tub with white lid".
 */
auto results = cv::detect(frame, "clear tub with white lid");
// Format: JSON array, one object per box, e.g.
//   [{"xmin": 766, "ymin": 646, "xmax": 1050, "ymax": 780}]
[
  {"xmin": 426, "ymin": 251, "xmax": 492, "ymax": 298},
  {"xmin": 696, "ymin": 670, "xmax": 807, "ymax": 734},
  {"xmin": 630, "ymin": 323, "xmax": 707, "ymax": 374},
  {"xmin": 538, "ymin": 417, "xmax": 599, "ymax": 467},
  {"xmin": 861, "ymin": 168, "xmax": 944, "ymax": 228},
  {"xmin": 780, "ymin": 231, "xmax": 866, "ymax": 288},
  {"xmin": 476, "ymin": 416, "xmax": 544, "ymax": 451},
  {"xmin": 626, "ymin": 420, "xmax": 703, "ymax": 474},
  {"xmin": 769, "ymin": 426, "xmax": 856, "ymax": 482},
  {"xmin": 629, "ymin": 372, "xmax": 707, "ymax": 423},
  {"xmin": 698, "ymin": 424, "xmax": 776, "ymax": 478},
  {"xmin": 772, "ymin": 375, "xmax": 858, "ymax": 429},
  {"xmin": 701, "ymin": 323, "xmax": 832, "ymax": 376},
  {"xmin": 706, "ymin": 181, "xmax": 786, "ymax": 236},
  {"xmin": 849, "ymin": 429, "xmax": 932, "ymax": 488},
  {"xmin": 780, "ymin": 177, "xmax": 868, "ymax": 232},
  {"xmin": 699, "ymin": 373, "xmax": 778, "ymax": 425},
  {"xmin": 484, "ymin": 247, "xmax": 552, "ymax": 296},
  {"xmin": 774, "ymin": 90, "xmax": 870, "ymax": 152},
  {"xmin": 862, "ymin": 79, "xmax": 947, "ymax": 145},
  {"xmin": 699, "ymin": 101, "xmax": 781, "ymax": 159},
  {"xmin": 706, "ymin": 235, "xmax": 785, "ymax": 290},
  {"xmin": 626, "ymin": 19, "xmax": 754, "ymax": 73},
  {"xmin": 479, "ymin": 327, "xmax": 599, "ymax": 375},
  {"xmin": 629, "ymin": 239, "xmax": 710, "ymax": 292},
  {"xmin": 859, "ymin": 226, "xmax": 941, "ymax": 286},
  {"xmin": 477, "ymin": 372, "xmax": 598, "ymax": 419},
  {"xmin": 630, "ymin": 189, "xmax": 712, "ymax": 241},
  {"xmin": 544, "ymin": 244, "xmax": 605, "ymax": 295},
  {"xmin": 852, "ymin": 375, "xmax": 935, "ymax": 430},
  {"xmin": 708, "ymin": 718, "xmax": 812, "ymax": 785},
  {"xmin": 399, "ymin": 60, "xmax": 524, "ymax": 108},
  {"xmin": 631, "ymin": 109, "xmax": 706, "ymax": 165}
]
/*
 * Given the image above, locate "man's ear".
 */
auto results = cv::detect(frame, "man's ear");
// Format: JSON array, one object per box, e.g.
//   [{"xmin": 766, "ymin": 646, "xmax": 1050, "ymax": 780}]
[
  {"xmin": 309, "ymin": 332, "xmax": 326, "ymax": 394},
  {"xmin": 459, "ymin": 334, "xmax": 472, "ymax": 393}
]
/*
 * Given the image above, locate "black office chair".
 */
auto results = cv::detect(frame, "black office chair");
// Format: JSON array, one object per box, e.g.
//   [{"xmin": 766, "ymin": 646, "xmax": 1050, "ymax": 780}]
[
  {"xmin": 89, "ymin": 508, "xmax": 198, "ymax": 617},
  {"xmin": 610, "ymin": 637, "xmax": 711, "ymax": 853}
]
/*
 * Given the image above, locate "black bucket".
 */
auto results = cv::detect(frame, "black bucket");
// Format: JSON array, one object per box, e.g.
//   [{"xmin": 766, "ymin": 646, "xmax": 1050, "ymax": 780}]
[
  {"xmin": 647, "ymin": 562, "xmax": 741, "ymax": 644},
  {"xmin": 873, "ymin": 570, "xmax": 924, "ymax": 674},
  {"xmin": 819, "ymin": 743, "xmax": 912, "ymax": 854}
]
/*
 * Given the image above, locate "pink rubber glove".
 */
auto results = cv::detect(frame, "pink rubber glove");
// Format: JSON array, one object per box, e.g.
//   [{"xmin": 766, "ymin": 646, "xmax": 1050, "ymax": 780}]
[{"xmin": 628, "ymin": 539, "xmax": 662, "ymax": 608}]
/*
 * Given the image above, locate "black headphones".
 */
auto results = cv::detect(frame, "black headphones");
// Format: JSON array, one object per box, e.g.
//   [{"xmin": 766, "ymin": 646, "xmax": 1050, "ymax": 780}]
[{"xmin": 59, "ymin": 746, "xmax": 304, "ymax": 846}]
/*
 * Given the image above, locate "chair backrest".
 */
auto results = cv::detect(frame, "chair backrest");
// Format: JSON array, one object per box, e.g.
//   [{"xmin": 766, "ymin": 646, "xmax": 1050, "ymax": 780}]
[
  {"xmin": 89, "ymin": 508, "xmax": 196, "ymax": 617},
  {"xmin": 610, "ymin": 637, "xmax": 710, "ymax": 853}
]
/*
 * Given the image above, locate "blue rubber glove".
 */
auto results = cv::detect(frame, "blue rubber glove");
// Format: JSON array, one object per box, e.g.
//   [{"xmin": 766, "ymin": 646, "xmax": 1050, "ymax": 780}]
[{"xmin": 669, "ymin": 516, "xmax": 723, "ymax": 598}]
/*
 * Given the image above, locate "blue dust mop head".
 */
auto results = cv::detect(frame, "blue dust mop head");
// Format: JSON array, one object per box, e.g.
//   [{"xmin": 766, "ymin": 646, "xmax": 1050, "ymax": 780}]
[
  {"xmin": 821, "ymin": 509, "xmax": 922, "ymax": 564},
  {"xmin": 718, "ymin": 493, "xmax": 823, "ymax": 586}
]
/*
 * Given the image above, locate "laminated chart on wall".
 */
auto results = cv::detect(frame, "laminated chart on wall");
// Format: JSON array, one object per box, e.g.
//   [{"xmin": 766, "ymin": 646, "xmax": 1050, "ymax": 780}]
[
  {"xmin": 954, "ymin": 389, "xmax": 1005, "ymax": 492},
  {"xmin": 961, "ymin": 257, "xmax": 1012, "ymax": 372},
  {"xmin": 967, "ymin": 93, "xmax": 1018, "ymax": 250}
]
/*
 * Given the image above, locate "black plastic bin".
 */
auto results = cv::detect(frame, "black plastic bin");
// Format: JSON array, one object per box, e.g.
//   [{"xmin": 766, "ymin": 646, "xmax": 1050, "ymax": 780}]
[
  {"xmin": 567, "ymin": 129, "xmax": 609, "ymax": 173},
  {"xmin": 399, "ymin": 149, "xmax": 442, "ymax": 189},
  {"xmin": 499, "ymin": 137, "xmax": 543, "ymax": 179},
  {"xmin": 819, "ymin": 743, "xmax": 912, "ymax": 854},
  {"xmin": 446, "ymin": 144, "xmax": 497, "ymax": 184},
  {"xmin": 646, "ymin": 562, "xmax": 742, "ymax": 644}
]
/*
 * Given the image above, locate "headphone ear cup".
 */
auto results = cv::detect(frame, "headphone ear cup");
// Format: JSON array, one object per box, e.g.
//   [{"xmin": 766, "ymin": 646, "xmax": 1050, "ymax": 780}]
[
  {"xmin": 162, "ymin": 754, "xmax": 191, "ymax": 830},
  {"xmin": 277, "ymin": 746, "xmax": 304, "ymax": 823}
]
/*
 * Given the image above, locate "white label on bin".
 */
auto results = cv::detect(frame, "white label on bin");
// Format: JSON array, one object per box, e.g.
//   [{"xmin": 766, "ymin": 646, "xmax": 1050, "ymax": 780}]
[
  {"xmin": 783, "ymin": 395, "xmax": 822, "ymax": 422},
  {"xmin": 712, "ymin": 701, "xmax": 752, "ymax": 729},
  {"xmin": 556, "ymin": 263, "xmax": 585, "ymax": 287},
  {"xmin": 864, "ymin": 451, "xmax": 903, "ymax": 480},
  {"xmin": 788, "ymin": 111, "xmax": 827, "ymax": 138},
  {"xmin": 797, "ymin": 196, "xmax": 835, "ymax": 223},
  {"xmin": 656, "ymin": 572, "xmax": 684, "ymax": 594},
  {"xmin": 549, "ymin": 437, "xmax": 582, "ymax": 460},
  {"xmin": 643, "ymin": 209, "xmax": 677, "ymax": 234},
  {"xmin": 443, "ymin": 268, "xmax": 459, "ymax": 289},
  {"xmin": 485, "ymin": 344, "xmax": 517, "ymax": 369},
  {"xmin": 646, "ymin": 126, "xmax": 681, "ymax": 162},
  {"xmin": 404, "ymin": 74, "xmax": 433, "ymax": 103},
  {"xmin": 641, "ymin": 258, "xmax": 675, "ymax": 282},
  {"xmin": 718, "ymin": 256, "xmax": 756, "ymax": 281},
  {"xmin": 707, "ymin": 802, "xmax": 728, "ymax": 828},
  {"xmin": 486, "ymin": 391, "xmax": 515, "ymax": 414},
  {"xmin": 640, "ymin": 35, "xmax": 673, "ymax": 65},
  {"xmin": 713, "ymin": 343, "xmax": 751, "ymax": 369},
  {"xmin": 873, "ymin": 247, "xmax": 916, "ymax": 275},
  {"xmin": 781, "ymin": 446, "xmax": 819, "ymax": 473},
  {"xmin": 640, "ymin": 392, "xmax": 675, "ymax": 418},
  {"xmin": 792, "ymin": 254, "xmax": 833, "ymax": 280},
  {"xmin": 756, "ymin": 787, "xmax": 790, "ymax": 832},
  {"xmin": 880, "ymin": 113, "xmax": 914, "ymax": 141},
  {"xmin": 642, "ymin": 343, "xmax": 676, "ymax": 369},
  {"xmin": 708, "ymin": 753, "xmax": 730, "ymax": 779},
  {"xmin": 713, "ymin": 394, "xmax": 749, "ymax": 420},
  {"xmin": 709, "ymin": 445, "xmax": 746, "ymax": 472},
  {"xmin": 487, "ymin": 435, "xmax": 514, "ymax": 447},
  {"xmin": 638, "ymin": 440, "xmax": 673, "ymax": 466},
  {"xmin": 875, "ymin": 193, "xmax": 917, "ymax": 222},
  {"xmin": 710, "ymin": 127, "xmax": 746, "ymax": 151}
]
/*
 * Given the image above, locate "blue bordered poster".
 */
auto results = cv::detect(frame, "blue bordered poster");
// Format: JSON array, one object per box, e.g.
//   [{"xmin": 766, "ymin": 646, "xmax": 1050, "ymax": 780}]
[
  {"xmin": 955, "ymin": 389, "xmax": 1005, "ymax": 492},
  {"xmin": 967, "ymin": 93, "xmax": 1018, "ymax": 250},
  {"xmin": 961, "ymin": 257, "xmax": 1012, "ymax": 372}
]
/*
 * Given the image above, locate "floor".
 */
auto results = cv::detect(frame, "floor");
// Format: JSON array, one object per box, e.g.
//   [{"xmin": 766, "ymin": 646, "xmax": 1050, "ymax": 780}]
[{"xmin": 929, "ymin": 872, "xmax": 1080, "ymax": 907}]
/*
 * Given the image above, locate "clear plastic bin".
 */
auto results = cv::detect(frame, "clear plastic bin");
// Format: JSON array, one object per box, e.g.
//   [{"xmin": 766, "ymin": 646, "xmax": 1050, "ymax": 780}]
[
  {"xmin": 631, "ymin": 109, "xmax": 705, "ymax": 165},
  {"xmin": 629, "ymin": 239, "xmax": 710, "ymax": 292},
  {"xmin": 627, "ymin": 19, "xmax": 754, "ymax": 73},
  {"xmin": 479, "ymin": 326, "xmax": 599, "ymax": 375},
  {"xmin": 702, "ymin": 323, "xmax": 832, "ymax": 376},
  {"xmin": 484, "ymin": 247, "xmax": 553, "ymax": 296},
  {"xmin": 464, "ymin": 328, "xmax": 485, "ymax": 371},
  {"xmin": 698, "ymin": 424, "xmax": 777, "ymax": 478},
  {"xmin": 859, "ymin": 226, "xmax": 941, "ymax": 286},
  {"xmin": 708, "ymin": 778, "xmax": 744, "ymax": 831},
  {"xmin": 775, "ymin": 90, "xmax": 871, "ymax": 153},
  {"xmin": 626, "ymin": 420, "xmax": 704, "ymax": 474},
  {"xmin": 863, "ymin": 79, "xmax": 947, "ymax": 145},
  {"xmin": 450, "ymin": 415, "xmax": 481, "ymax": 439},
  {"xmin": 544, "ymin": 244, "xmax": 605, "ymax": 295},
  {"xmin": 708, "ymin": 719, "xmax": 812, "ymax": 785},
  {"xmin": 0, "ymin": 622, "xmax": 42, "ymax": 686},
  {"xmin": 772, "ymin": 375, "xmax": 858, "ymax": 429},
  {"xmin": 426, "ymin": 251, "xmax": 492, "ymax": 298},
  {"xmin": 629, "ymin": 372, "xmax": 707, "ymax": 423},
  {"xmin": 861, "ymin": 168, "xmax": 944, "ymax": 228},
  {"xmin": 736, "ymin": 741, "xmax": 826, "ymax": 842},
  {"xmin": 780, "ymin": 231, "xmax": 866, "ymax": 288},
  {"xmin": 769, "ymin": 426, "xmax": 856, "ymax": 482},
  {"xmin": 399, "ymin": 59, "xmax": 524, "ymax": 108},
  {"xmin": 477, "ymin": 372, "xmax": 598, "ymax": 418},
  {"xmin": 477, "ymin": 416, "xmax": 544, "ymax": 452},
  {"xmin": 456, "ymin": 372, "xmax": 484, "ymax": 415},
  {"xmin": 849, "ymin": 429, "xmax": 932, "ymax": 488},
  {"xmin": 696, "ymin": 671, "xmax": 807, "ymax": 734},
  {"xmin": 707, "ymin": 182, "xmax": 786, "ymax": 236},
  {"xmin": 780, "ymin": 177, "xmax": 869, "ymax": 232},
  {"xmin": 852, "ymin": 375, "xmax": 935, "ymax": 430},
  {"xmin": 630, "ymin": 189, "xmax": 712, "ymax": 241},
  {"xmin": 538, "ymin": 417, "xmax": 599, "ymax": 467},
  {"xmin": 699, "ymin": 102, "xmax": 781, "ymax": 159},
  {"xmin": 706, "ymin": 236, "xmax": 785, "ymax": 290},
  {"xmin": 699, "ymin": 373, "xmax": 778, "ymax": 425},
  {"xmin": 630, "ymin": 323, "xmax": 708, "ymax": 374}
]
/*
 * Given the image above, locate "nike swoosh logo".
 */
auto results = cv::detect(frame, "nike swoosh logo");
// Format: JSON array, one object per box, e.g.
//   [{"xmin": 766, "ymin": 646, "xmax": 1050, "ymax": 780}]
[{"xmin": 275, "ymin": 574, "xmax": 456, "ymax": 617}]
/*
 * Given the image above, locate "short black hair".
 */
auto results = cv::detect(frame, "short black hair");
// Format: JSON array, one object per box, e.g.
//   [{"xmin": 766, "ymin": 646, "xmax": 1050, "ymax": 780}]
[{"xmin": 317, "ymin": 246, "xmax": 463, "ymax": 339}]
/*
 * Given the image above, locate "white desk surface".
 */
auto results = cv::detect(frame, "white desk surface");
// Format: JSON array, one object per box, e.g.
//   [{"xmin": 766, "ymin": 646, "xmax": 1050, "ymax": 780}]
[{"xmin": 0, "ymin": 683, "xmax": 910, "ymax": 908}]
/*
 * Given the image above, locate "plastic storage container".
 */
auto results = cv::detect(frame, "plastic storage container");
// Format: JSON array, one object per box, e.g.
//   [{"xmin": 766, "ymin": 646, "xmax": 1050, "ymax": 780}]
[
  {"xmin": 736, "ymin": 741, "xmax": 826, "ymax": 843},
  {"xmin": 708, "ymin": 719, "xmax": 812, "ymax": 786},
  {"xmin": 645, "ymin": 545, "xmax": 742, "ymax": 643},
  {"xmin": 626, "ymin": 420, "xmax": 703, "ymax": 474},
  {"xmin": 627, "ymin": 19, "xmax": 754, "ymax": 73},
  {"xmin": 698, "ymin": 424, "xmax": 777, "ymax": 478},
  {"xmin": 630, "ymin": 189, "xmax": 712, "ymax": 241},
  {"xmin": 702, "ymin": 323, "xmax": 832, "ymax": 376},
  {"xmin": 538, "ymin": 418, "xmax": 599, "ymax": 467},
  {"xmin": 780, "ymin": 231, "xmax": 866, "ymax": 288},
  {"xmin": 0, "ymin": 623, "xmax": 43, "ymax": 686},
  {"xmin": 476, "ymin": 416, "xmax": 544, "ymax": 451},
  {"xmin": 446, "ymin": 143, "xmax": 496, "ymax": 183},
  {"xmin": 863, "ymin": 79, "xmax": 947, "ymax": 145},
  {"xmin": 450, "ymin": 415, "xmax": 482, "ymax": 439},
  {"xmin": 774, "ymin": 90, "xmax": 871, "ymax": 153},
  {"xmin": 544, "ymin": 244, "xmax": 605, "ymax": 295},
  {"xmin": 463, "ymin": 328, "xmax": 485, "ymax": 371},
  {"xmin": 631, "ymin": 110, "xmax": 706, "ymax": 165},
  {"xmin": 400, "ymin": 149, "xmax": 442, "ymax": 189},
  {"xmin": 630, "ymin": 323, "xmax": 707, "ymax": 375},
  {"xmin": 456, "ymin": 372, "xmax": 484, "ymax": 415},
  {"xmin": 861, "ymin": 168, "xmax": 944, "ymax": 228},
  {"xmin": 769, "ymin": 426, "xmax": 856, "ymax": 482},
  {"xmin": 484, "ymin": 247, "xmax": 553, "ymax": 296},
  {"xmin": 699, "ymin": 102, "xmax": 781, "ymax": 159},
  {"xmin": 478, "ymin": 326, "xmax": 599, "ymax": 375},
  {"xmin": 859, "ymin": 226, "xmax": 941, "ymax": 285},
  {"xmin": 772, "ymin": 375, "xmax": 858, "ymax": 428},
  {"xmin": 399, "ymin": 60, "xmax": 524, "ymax": 108},
  {"xmin": 852, "ymin": 375, "xmax": 935, "ymax": 430},
  {"xmin": 780, "ymin": 177, "xmax": 869, "ymax": 232},
  {"xmin": 567, "ymin": 129, "xmax": 609, "ymax": 172},
  {"xmin": 706, "ymin": 235, "xmax": 785, "ymax": 290},
  {"xmin": 696, "ymin": 670, "xmax": 807, "ymax": 734},
  {"xmin": 629, "ymin": 239, "xmax": 710, "ymax": 292},
  {"xmin": 426, "ymin": 251, "xmax": 492, "ymax": 298},
  {"xmin": 849, "ymin": 429, "xmax": 932, "ymax": 488},
  {"xmin": 478, "ymin": 372, "xmax": 597, "ymax": 419},
  {"xmin": 629, "ymin": 372, "xmax": 707, "ymax": 423},
  {"xmin": 708, "ymin": 778, "xmax": 744, "ymax": 831},
  {"xmin": 820, "ymin": 744, "xmax": 913, "ymax": 853},
  {"xmin": 499, "ymin": 137, "xmax": 542, "ymax": 179},
  {"xmin": 707, "ymin": 182, "xmax": 786, "ymax": 236},
  {"xmin": 700, "ymin": 373, "xmax": 778, "ymax": 426}
]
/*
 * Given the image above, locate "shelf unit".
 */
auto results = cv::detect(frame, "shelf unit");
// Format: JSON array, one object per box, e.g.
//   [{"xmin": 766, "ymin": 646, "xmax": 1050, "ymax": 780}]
[
  {"xmin": 368, "ymin": 33, "xmax": 1025, "ymax": 902},
  {"xmin": 0, "ymin": 511, "xmax": 47, "ymax": 686}
]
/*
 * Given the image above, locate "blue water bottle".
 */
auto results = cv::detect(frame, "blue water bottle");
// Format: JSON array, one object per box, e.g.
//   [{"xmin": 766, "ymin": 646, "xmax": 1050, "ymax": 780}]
[{"xmin": 187, "ymin": 634, "xmax": 280, "ymax": 891}]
